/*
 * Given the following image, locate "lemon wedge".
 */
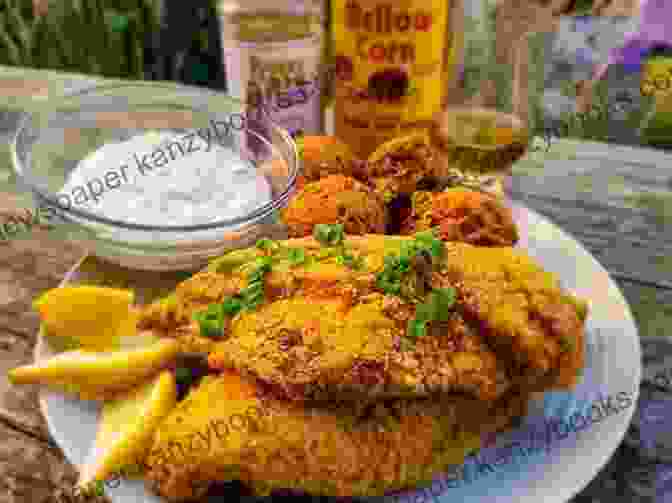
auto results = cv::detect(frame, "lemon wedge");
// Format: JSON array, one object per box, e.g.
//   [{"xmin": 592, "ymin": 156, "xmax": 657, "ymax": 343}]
[
  {"xmin": 33, "ymin": 286, "xmax": 138, "ymax": 351},
  {"xmin": 78, "ymin": 370, "xmax": 177, "ymax": 490},
  {"xmin": 7, "ymin": 339, "xmax": 179, "ymax": 396}
]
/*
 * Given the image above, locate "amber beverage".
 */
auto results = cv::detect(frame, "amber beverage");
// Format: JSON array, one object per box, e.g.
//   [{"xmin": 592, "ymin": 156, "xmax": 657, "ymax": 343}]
[{"xmin": 429, "ymin": 106, "xmax": 529, "ymax": 199}]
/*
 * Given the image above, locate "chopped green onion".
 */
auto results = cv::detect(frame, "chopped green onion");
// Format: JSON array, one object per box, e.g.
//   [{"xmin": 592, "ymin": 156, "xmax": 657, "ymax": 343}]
[
  {"xmin": 381, "ymin": 281, "xmax": 402, "ymax": 295},
  {"xmin": 431, "ymin": 288, "xmax": 456, "ymax": 322},
  {"xmin": 375, "ymin": 271, "xmax": 401, "ymax": 295},
  {"xmin": 407, "ymin": 319, "xmax": 427, "ymax": 339},
  {"xmin": 397, "ymin": 255, "xmax": 410, "ymax": 273},
  {"xmin": 313, "ymin": 223, "xmax": 345, "ymax": 246},
  {"xmin": 93, "ymin": 480, "xmax": 105, "ymax": 497},
  {"xmin": 256, "ymin": 238, "xmax": 278, "ymax": 252},
  {"xmin": 399, "ymin": 240, "xmax": 416, "ymax": 260},
  {"xmin": 385, "ymin": 254, "xmax": 400, "ymax": 267},
  {"xmin": 247, "ymin": 289, "xmax": 264, "ymax": 301},
  {"xmin": 246, "ymin": 281, "xmax": 264, "ymax": 293},
  {"xmin": 414, "ymin": 230, "xmax": 435, "ymax": 243},
  {"xmin": 338, "ymin": 252, "xmax": 363, "ymax": 269},
  {"xmin": 192, "ymin": 304, "xmax": 225, "ymax": 339},
  {"xmin": 248, "ymin": 270, "xmax": 264, "ymax": 283},
  {"xmin": 414, "ymin": 301, "xmax": 435, "ymax": 324},
  {"xmin": 287, "ymin": 247, "xmax": 307, "ymax": 266},
  {"xmin": 253, "ymin": 256, "xmax": 273, "ymax": 272},
  {"xmin": 318, "ymin": 247, "xmax": 340, "ymax": 260},
  {"xmin": 403, "ymin": 287, "xmax": 457, "ymax": 342},
  {"xmin": 430, "ymin": 239, "xmax": 443, "ymax": 258},
  {"xmin": 414, "ymin": 228, "xmax": 443, "ymax": 258},
  {"xmin": 222, "ymin": 296, "xmax": 243, "ymax": 316}
]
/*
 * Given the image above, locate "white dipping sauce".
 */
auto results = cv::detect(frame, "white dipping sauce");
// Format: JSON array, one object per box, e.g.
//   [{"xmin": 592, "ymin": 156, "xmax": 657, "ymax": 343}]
[{"xmin": 59, "ymin": 131, "xmax": 272, "ymax": 230}]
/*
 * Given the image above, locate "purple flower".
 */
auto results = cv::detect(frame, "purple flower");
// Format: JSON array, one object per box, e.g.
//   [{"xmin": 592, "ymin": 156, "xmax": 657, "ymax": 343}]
[
  {"xmin": 593, "ymin": 0, "xmax": 672, "ymax": 80},
  {"xmin": 573, "ymin": 47, "xmax": 594, "ymax": 66},
  {"xmin": 656, "ymin": 464, "xmax": 672, "ymax": 497},
  {"xmin": 639, "ymin": 0, "xmax": 672, "ymax": 44},
  {"xmin": 639, "ymin": 399, "xmax": 672, "ymax": 447},
  {"xmin": 573, "ymin": 16, "xmax": 593, "ymax": 33}
]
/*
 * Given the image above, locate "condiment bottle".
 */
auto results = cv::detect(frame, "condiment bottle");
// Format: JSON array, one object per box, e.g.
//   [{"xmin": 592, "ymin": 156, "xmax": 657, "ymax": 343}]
[
  {"xmin": 330, "ymin": 0, "xmax": 464, "ymax": 159},
  {"xmin": 217, "ymin": 0, "xmax": 325, "ymax": 137}
]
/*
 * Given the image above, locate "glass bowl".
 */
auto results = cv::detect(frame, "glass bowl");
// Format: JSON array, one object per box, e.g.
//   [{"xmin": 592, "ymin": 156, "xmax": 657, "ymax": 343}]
[{"xmin": 11, "ymin": 82, "xmax": 298, "ymax": 271}]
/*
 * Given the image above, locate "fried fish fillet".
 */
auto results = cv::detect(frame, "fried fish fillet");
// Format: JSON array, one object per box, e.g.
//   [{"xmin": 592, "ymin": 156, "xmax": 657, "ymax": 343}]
[
  {"xmin": 143, "ymin": 371, "xmax": 529, "ymax": 500},
  {"xmin": 138, "ymin": 235, "xmax": 586, "ymax": 401}
]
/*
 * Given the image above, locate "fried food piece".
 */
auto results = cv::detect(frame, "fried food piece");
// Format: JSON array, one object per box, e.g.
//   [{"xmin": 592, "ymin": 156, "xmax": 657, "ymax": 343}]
[
  {"xmin": 280, "ymin": 175, "xmax": 387, "ymax": 238},
  {"xmin": 136, "ymin": 272, "xmax": 247, "ymax": 354},
  {"xmin": 401, "ymin": 190, "xmax": 519, "ymax": 246},
  {"xmin": 138, "ymin": 235, "xmax": 586, "ymax": 401},
  {"xmin": 363, "ymin": 135, "xmax": 436, "ymax": 202},
  {"xmin": 295, "ymin": 134, "xmax": 437, "ymax": 203},
  {"xmin": 436, "ymin": 242, "xmax": 587, "ymax": 389},
  {"xmin": 208, "ymin": 295, "xmax": 509, "ymax": 402},
  {"xmin": 143, "ymin": 372, "xmax": 530, "ymax": 500},
  {"xmin": 297, "ymin": 135, "xmax": 358, "ymax": 181}
]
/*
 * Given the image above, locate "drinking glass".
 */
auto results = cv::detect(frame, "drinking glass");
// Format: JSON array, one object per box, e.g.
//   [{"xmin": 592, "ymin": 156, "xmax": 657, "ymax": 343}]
[{"xmin": 436, "ymin": 0, "xmax": 552, "ymax": 198}]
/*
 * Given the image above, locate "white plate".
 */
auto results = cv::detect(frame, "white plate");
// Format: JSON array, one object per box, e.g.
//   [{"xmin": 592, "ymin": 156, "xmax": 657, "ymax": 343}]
[{"xmin": 35, "ymin": 203, "xmax": 641, "ymax": 503}]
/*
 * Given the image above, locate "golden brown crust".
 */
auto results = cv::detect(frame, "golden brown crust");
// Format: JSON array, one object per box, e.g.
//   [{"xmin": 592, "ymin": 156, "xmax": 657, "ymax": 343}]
[
  {"xmin": 436, "ymin": 244, "xmax": 585, "ymax": 390},
  {"xmin": 138, "ymin": 236, "xmax": 585, "ymax": 402},
  {"xmin": 137, "ymin": 236, "xmax": 588, "ymax": 499},
  {"xmin": 207, "ymin": 298, "xmax": 510, "ymax": 402},
  {"xmin": 280, "ymin": 175, "xmax": 387, "ymax": 238},
  {"xmin": 402, "ymin": 190, "xmax": 519, "ymax": 247},
  {"xmin": 143, "ymin": 374, "xmax": 531, "ymax": 500}
]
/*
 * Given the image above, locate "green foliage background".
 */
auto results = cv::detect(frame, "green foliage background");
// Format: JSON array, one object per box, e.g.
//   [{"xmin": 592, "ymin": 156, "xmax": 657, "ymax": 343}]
[
  {"xmin": 1, "ymin": 0, "xmax": 655, "ymax": 144},
  {"xmin": 0, "ymin": 0, "xmax": 160, "ymax": 79}
]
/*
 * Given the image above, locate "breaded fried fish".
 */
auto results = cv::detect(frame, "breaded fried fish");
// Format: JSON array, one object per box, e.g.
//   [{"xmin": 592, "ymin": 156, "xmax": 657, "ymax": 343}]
[
  {"xmin": 138, "ymin": 234, "xmax": 586, "ymax": 402},
  {"xmin": 143, "ymin": 371, "xmax": 529, "ymax": 500}
]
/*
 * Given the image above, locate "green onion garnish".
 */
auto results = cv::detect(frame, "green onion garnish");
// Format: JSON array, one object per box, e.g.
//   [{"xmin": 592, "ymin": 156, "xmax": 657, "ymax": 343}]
[
  {"xmin": 430, "ymin": 288, "xmax": 457, "ymax": 321},
  {"xmin": 253, "ymin": 256, "xmax": 273, "ymax": 272},
  {"xmin": 401, "ymin": 287, "xmax": 457, "ymax": 349},
  {"xmin": 407, "ymin": 318, "xmax": 427, "ymax": 339},
  {"xmin": 336, "ymin": 249, "xmax": 363, "ymax": 269},
  {"xmin": 238, "ymin": 257, "xmax": 273, "ymax": 311},
  {"xmin": 313, "ymin": 223, "xmax": 345, "ymax": 246},
  {"xmin": 193, "ymin": 304, "xmax": 225, "ymax": 339},
  {"xmin": 287, "ymin": 247, "xmax": 307, "ymax": 266},
  {"xmin": 256, "ymin": 238, "xmax": 278, "ymax": 252},
  {"xmin": 413, "ymin": 228, "xmax": 443, "ymax": 258},
  {"xmin": 222, "ymin": 296, "xmax": 243, "ymax": 316}
]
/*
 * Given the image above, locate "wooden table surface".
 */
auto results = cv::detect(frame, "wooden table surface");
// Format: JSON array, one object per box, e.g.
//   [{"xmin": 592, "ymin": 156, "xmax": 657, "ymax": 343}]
[{"xmin": 0, "ymin": 66, "xmax": 670, "ymax": 503}]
